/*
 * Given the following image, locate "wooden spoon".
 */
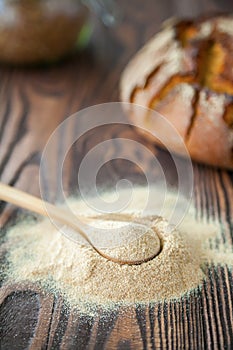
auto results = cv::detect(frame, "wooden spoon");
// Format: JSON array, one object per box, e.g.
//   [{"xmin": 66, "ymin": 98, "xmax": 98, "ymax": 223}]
[{"xmin": 0, "ymin": 183, "xmax": 161, "ymax": 265}]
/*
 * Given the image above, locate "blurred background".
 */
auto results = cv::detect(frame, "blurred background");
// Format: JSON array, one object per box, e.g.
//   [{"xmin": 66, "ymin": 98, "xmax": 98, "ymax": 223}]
[
  {"xmin": 0, "ymin": 0, "xmax": 232, "ymax": 67},
  {"xmin": 0, "ymin": 0, "xmax": 232, "ymax": 216}
]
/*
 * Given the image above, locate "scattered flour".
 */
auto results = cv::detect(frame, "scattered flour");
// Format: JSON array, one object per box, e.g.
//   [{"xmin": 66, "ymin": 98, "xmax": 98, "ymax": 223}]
[{"xmin": 2, "ymin": 187, "xmax": 232, "ymax": 313}]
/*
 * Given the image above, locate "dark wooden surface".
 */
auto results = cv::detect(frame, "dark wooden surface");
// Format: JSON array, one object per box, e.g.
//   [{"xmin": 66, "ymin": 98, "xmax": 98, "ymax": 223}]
[{"xmin": 0, "ymin": 1, "xmax": 233, "ymax": 349}]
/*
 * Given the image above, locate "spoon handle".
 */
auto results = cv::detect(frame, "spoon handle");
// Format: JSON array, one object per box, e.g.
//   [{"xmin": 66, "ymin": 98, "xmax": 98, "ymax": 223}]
[
  {"xmin": 0, "ymin": 182, "xmax": 120, "ymax": 259},
  {"xmin": 0, "ymin": 182, "xmax": 75, "ymax": 224},
  {"xmin": 0, "ymin": 182, "xmax": 91, "ymax": 243},
  {"xmin": 0, "ymin": 182, "xmax": 51, "ymax": 217}
]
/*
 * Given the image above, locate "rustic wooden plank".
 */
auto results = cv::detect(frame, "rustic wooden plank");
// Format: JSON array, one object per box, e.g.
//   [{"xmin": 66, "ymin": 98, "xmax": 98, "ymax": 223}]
[{"xmin": 0, "ymin": 0, "xmax": 233, "ymax": 349}]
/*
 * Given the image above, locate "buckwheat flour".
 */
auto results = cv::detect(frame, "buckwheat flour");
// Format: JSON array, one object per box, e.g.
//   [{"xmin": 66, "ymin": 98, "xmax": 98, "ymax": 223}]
[{"xmin": 2, "ymin": 187, "xmax": 232, "ymax": 312}]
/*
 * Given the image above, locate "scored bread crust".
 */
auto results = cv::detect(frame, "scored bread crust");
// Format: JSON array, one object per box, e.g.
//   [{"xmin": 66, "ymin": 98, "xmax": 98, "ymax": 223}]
[{"xmin": 120, "ymin": 15, "xmax": 233, "ymax": 169}]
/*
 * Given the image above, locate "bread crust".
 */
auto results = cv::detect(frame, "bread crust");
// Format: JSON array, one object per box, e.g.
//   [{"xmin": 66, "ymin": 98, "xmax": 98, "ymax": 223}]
[{"xmin": 120, "ymin": 15, "xmax": 233, "ymax": 169}]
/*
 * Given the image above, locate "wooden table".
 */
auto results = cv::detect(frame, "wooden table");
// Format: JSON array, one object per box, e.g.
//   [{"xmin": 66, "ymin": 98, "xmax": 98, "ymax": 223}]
[{"xmin": 0, "ymin": 1, "xmax": 233, "ymax": 349}]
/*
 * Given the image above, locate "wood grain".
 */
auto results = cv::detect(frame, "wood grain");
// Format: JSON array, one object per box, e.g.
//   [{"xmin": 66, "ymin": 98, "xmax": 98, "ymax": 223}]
[{"xmin": 0, "ymin": 0, "xmax": 233, "ymax": 349}]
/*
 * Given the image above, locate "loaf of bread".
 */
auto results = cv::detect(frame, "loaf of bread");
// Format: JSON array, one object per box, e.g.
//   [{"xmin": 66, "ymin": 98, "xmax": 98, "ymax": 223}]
[{"xmin": 120, "ymin": 15, "xmax": 233, "ymax": 170}]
